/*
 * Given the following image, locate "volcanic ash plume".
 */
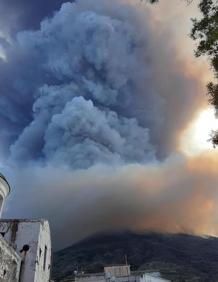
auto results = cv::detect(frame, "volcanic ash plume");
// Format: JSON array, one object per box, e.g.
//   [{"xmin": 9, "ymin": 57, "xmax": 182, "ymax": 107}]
[
  {"xmin": 0, "ymin": 0, "xmax": 211, "ymax": 247},
  {"xmin": 0, "ymin": 0, "xmax": 202, "ymax": 165}
]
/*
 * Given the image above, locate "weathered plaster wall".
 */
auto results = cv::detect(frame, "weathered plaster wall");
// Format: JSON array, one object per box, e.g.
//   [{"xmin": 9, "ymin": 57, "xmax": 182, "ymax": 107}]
[
  {"xmin": 34, "ymin": 220, "xmax": 51, "ymax": 282},
  {"xmin": 0, "ymin": 219, "xmax": 51, "ymax": 282},
  {"xmin": 0, "ymin": 234, "xmax": 21, "ymax": 282},
  {"xmin": 0, "ymin": 220, "xmax": 40, "ymax": 282}
]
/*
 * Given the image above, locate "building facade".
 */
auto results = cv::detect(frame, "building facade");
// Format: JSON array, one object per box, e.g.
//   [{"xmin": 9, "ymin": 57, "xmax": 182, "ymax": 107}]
[{"xmin": 0, "ymin": 173, "xmax": 52, "ymax": 282}]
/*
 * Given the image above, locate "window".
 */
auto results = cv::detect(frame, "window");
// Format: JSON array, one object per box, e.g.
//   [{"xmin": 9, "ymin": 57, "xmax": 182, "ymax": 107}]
[{"xmin": 43, "ymin": 246, "xmax": 47, "ymax": 271}]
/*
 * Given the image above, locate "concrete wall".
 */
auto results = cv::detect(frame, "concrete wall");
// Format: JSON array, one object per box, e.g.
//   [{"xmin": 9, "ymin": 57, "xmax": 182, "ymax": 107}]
[
  {"xmin": 0, "ymin": 219, "xmax": 51, "ymax": 282},
  {"xmin": 115, "ymin": 275, "xmax": 140, "ymax": 282},
  {"xmin": 140, "ymin": 274, "xmax": 170, "ymax": 282},
  {"xmin": 0, "ymin": 234, "xmax": 21, "ymax": 282},
  {"xmin": 75, "ymin": 274, "xmax": 105, "ymax": 282}
]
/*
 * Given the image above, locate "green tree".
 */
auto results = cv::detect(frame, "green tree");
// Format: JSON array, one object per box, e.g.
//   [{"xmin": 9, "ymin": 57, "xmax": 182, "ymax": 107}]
[{"xmin": 191, "ymin": 0, "xmax": 218, "ymax": 145}]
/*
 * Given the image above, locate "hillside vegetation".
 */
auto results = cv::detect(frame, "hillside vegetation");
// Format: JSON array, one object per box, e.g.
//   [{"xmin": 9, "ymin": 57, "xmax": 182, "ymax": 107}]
[{"xmin": 53, "ymin": 231, "xmax": 218, "ymax": 281}]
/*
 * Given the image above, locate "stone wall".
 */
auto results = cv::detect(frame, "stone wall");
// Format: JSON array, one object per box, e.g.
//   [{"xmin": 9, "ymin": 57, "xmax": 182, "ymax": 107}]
[{"xmin": 0, "ymin": 234, "xmax": 21, "ymax": 282}]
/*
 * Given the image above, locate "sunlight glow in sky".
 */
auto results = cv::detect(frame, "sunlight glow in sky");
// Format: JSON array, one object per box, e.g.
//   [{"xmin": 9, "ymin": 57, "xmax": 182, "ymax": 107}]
[{"xmin": 181, "ymin": 107, "xmax": 218, "ymax": 156}]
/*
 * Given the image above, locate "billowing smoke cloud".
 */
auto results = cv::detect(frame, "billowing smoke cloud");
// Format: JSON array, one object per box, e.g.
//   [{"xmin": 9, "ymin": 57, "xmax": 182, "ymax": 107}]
[
  {"xmin": 5, "ymin": 152, "xmax": 218, "ymax": 248},
  {"xmin": 0, "ymin": 0, "xmax": 211, "ymax": 248},
  {"xmin": 0, "ymin": 0, "xmax": 203, "ymax": 165}
]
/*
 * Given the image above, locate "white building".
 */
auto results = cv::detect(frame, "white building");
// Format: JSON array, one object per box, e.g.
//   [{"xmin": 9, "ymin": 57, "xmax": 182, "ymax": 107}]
[
  {"xmin": 0, "ymin": 173, "xmax": 52, "ymax": 282},
  {"xmin": 140, "ymin": 273, "xmax": 170, "ymax": 282},
  {"xmin": 75, "ymin": 265, "xmax": 170, "ymax": 282}
]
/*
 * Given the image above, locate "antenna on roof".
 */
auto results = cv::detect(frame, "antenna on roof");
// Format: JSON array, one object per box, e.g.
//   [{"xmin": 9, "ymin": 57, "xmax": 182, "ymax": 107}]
[{"xmin": 124, "ymin": 254, "xmax": 128, "ymax": 265}]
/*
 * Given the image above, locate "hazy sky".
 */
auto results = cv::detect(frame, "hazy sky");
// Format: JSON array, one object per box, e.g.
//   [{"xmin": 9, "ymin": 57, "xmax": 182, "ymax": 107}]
[{"xmin": 0, "ymin": 0, "xmax": 218, "ymax": 249}]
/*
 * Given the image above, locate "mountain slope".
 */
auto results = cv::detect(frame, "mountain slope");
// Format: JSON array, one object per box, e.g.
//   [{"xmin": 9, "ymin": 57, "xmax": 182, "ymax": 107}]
[{"xmin": 52, "ymin": 231, "xmax": 218, "ymax": 281}]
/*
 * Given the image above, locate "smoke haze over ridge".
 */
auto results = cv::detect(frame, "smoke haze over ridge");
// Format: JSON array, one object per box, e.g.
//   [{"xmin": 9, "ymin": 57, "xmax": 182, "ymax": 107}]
[
  {"xmin": 0, "ymin": 0, "xmax": 215, "ymax": 248},
  {"xmin": 5, "ymin": 152, "xmax": 218, "ymax": 248}
]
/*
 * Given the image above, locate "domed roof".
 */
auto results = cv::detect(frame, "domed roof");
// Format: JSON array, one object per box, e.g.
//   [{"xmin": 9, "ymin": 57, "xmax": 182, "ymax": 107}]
[{"xmin": 0, "ymin": 172, "xmax": 11, "ymax": 193}]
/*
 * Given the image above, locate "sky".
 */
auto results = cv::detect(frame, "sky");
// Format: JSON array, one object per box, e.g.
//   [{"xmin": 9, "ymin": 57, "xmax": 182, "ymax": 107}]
[{"xmin": 0, "ymin": 0, "xmax": 218, "ymax": 249}]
